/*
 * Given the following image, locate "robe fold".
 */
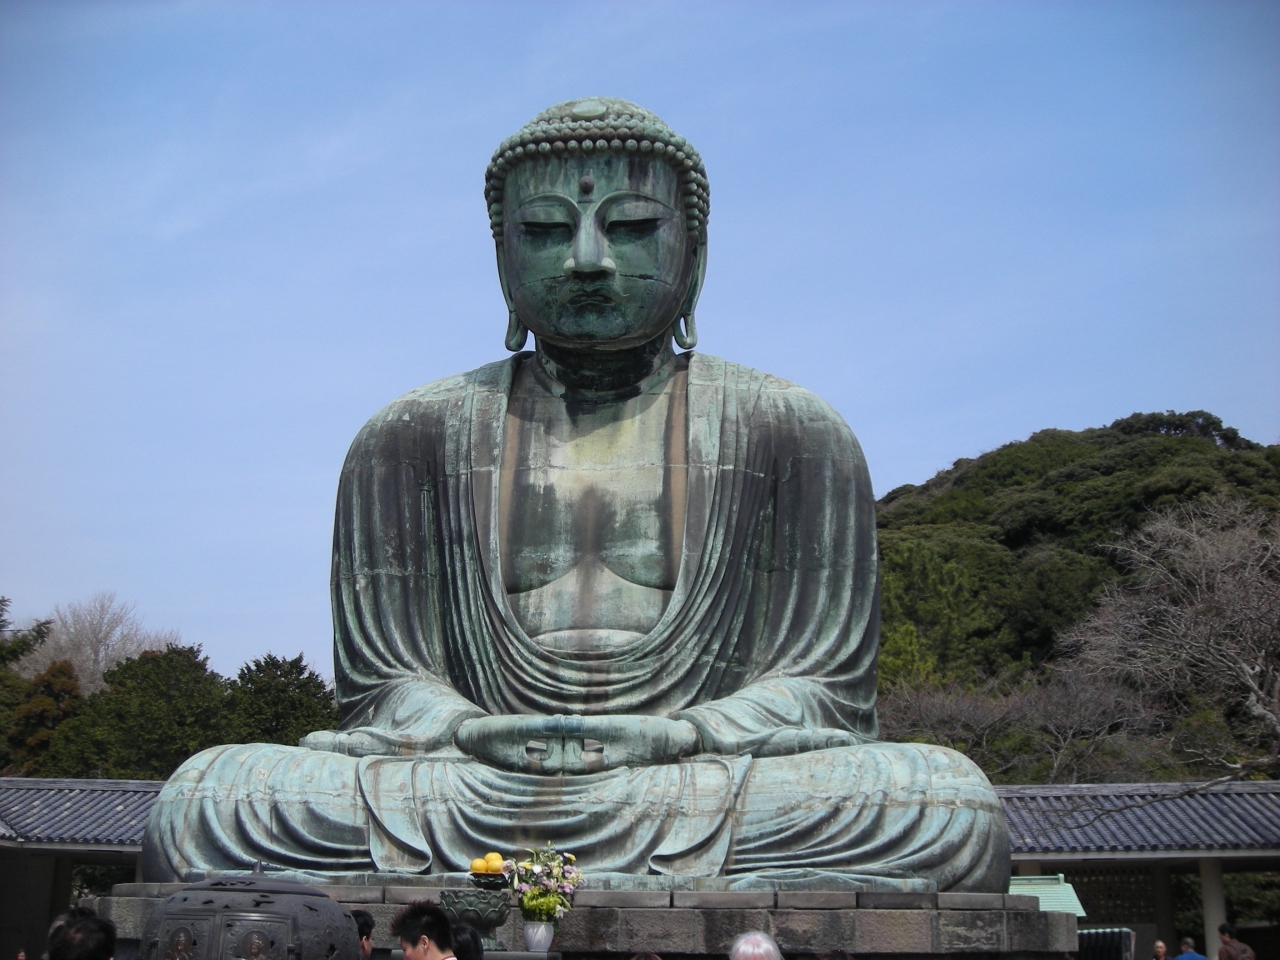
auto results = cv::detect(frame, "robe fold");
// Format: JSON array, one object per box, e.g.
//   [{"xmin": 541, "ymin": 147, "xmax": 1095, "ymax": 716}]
[{"xmin": 141, "ymin": 353, "xmax": 1010, "ymax": 891}]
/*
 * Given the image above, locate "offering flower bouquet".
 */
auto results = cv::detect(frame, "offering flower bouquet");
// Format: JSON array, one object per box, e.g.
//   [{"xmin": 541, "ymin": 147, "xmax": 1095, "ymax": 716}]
[{"xmin": 511, "ymin": 842, "xmax": 582, "ymax": 922}]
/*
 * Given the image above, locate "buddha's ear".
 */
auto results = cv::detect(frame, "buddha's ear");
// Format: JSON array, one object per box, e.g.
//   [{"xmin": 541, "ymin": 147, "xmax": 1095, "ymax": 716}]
[
  {"xmin": 495, "ymin": 241, "xmax": 516, "ymax": 314},
  {"xmin": 680, "ymin": 238, "xmax": 708, "ymax": 321},
  {"xmin": 672, "ymin": 239, "xmax": 707, "ymax": 349},
  {"xmin": 495, "ymin": 241, "xmax": 528, "ymax": 352}
]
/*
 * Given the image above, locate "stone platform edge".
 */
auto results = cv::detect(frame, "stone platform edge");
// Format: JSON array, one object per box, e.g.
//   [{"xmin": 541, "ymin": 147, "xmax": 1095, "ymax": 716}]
[{"xmin": 87, "ymin": 887, "xmax": 1076, "ymax": 958}]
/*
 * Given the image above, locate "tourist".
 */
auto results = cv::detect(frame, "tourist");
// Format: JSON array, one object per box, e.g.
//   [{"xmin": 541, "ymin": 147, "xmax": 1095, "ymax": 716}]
[
  {"xmin": 350, "ymin": 910, "xmax": 375, "ymax": 959},
  {"xmin": 1216, "ymin": 924, "xmax": 1255, "ymax": 960},
  {"xmin": 1152, "ymin": 940, "xmax": 1169, "ymax": 960},
  {"xmin": 42, "ymin": 909, "xmax": 98, "ymax": 960},
  {"xmin": 1179, "ymin": 936, "xmax": 1209, "ymax": 960},
  {"xmin": 730, "ymin": 932, "xmax": 781, "ymax": 960},
  {"xmin": 391, "ymin": 903, "xmax": 455, "ymax": 960},
  {"xmin": 450, "ymin": 924, "xmax": 482, "ymax": 960},
  {"xmin": 47, "ymin": 917, "xmax": 116, "ymax": 960}
]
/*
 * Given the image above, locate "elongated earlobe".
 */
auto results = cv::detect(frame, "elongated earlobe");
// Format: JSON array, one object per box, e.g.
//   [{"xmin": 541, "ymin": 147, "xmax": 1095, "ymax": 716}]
[
  {"xmin": 672, "ymin": 311, "xmax": 698, "ymax": 350},
  {"xmin": 504, "ymin": 310, "xmax": 528, "ymax": 351}
]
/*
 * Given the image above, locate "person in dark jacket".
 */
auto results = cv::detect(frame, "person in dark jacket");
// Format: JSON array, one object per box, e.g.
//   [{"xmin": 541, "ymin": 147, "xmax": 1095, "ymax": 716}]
[{"xmin": 1217, "ymin": 924, "xmax": 1254, "ymax": 960}]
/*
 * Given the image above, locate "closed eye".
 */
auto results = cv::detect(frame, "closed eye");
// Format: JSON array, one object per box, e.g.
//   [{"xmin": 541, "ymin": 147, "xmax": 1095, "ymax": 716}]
[
  {"xmin": 605, "ymin": 218, "xmax": 661, "ymax": 241},
  {"xmin": 521, "ymin": 222, "xmax": 573, "ymax": 241}
]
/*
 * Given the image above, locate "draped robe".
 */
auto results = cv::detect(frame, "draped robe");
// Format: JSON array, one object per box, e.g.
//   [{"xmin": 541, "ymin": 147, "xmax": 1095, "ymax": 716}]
[{"xmin": 141, "ymin": 353, "xmax": 1010, "ymax": 890}]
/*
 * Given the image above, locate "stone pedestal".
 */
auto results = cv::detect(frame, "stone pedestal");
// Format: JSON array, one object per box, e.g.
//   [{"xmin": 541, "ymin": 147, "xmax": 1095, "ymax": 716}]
[{"xmin": 87, "ymin": 885, "xmax": 1076, "ymax": 960}]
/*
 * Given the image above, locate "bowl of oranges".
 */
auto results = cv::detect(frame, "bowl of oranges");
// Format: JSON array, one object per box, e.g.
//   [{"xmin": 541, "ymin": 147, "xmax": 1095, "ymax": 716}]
[{"xmin": 468, "ymin": 851, "xmax": 511, "ymax": 890}]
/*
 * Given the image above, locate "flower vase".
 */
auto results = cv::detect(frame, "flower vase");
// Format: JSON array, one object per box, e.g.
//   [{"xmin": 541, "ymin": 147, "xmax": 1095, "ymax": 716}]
[{"xmin": 523, "ymin": 921, "xmax": 555, "ymax": 952}]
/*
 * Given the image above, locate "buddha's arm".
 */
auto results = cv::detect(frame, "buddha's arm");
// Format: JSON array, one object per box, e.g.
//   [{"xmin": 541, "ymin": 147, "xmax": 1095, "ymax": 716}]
[
  {"xmin": 669, "ymin": 381, "xmax": 882, "ymax": 758},
  {"xmin": 304, "ymin": 675, "xmax": 487, "ymax": 757},
  {"xmin": 673, "ymin": 675, "xmax": 878, "ymax": 757},
  {"xmin": 307, "ymin": 392, "xmax": 489, "ymax": 756}
]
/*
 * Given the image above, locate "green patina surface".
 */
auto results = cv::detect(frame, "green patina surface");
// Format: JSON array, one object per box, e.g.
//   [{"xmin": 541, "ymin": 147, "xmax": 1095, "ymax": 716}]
[{"xmin": 142, "ymin": 98, "xmax": 1011, "ymax": 892}]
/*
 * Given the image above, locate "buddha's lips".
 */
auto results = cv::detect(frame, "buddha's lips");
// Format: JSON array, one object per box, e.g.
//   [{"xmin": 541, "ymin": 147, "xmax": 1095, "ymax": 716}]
[{"xmin": 559, "ymin": 283, "xmax": 623, "ymax": 307}]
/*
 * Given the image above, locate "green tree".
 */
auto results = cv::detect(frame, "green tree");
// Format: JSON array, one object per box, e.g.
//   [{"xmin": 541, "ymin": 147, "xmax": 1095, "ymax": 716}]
[
  {"xmin": 0, "ymin": 596, "xmax": 52, "ymax": 771},
  {"xmin": 6, "ymin": 660, "xmax": 82, "ymax": 774},
  {"xmin": 876, "ymin": 411, "xmax": 1279, "ymax": 685},
  {"xmin": 0, "ymin": 597, "xmax": 52, "ymax": 667},
  {"xmin": 226, "ymin": 653, "xmax": 337, "ymax": 746},
  {"xmin": 36, "ymin": 645, "xmax": 230, "ymax": 780}
]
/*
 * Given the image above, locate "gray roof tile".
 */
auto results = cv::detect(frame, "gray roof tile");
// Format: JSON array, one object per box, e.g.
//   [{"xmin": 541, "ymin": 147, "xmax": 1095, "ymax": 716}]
[
  {"xmin": 996, "ymin": 781, "xmax": 1280, "ymax": 854},
  {"xmin": 0, "ymin": 777, "xmax": 163, "ymax": 846}
]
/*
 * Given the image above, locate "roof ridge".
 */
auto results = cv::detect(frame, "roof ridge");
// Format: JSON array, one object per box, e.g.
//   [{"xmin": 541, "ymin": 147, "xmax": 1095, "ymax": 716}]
[
  {"xmin": 0, "ymin": 777, "xmax": 165, "ymax": 791},
  {"xmin": 994, "ymin": 781, "xmax": 1280, "ymax": 797}
]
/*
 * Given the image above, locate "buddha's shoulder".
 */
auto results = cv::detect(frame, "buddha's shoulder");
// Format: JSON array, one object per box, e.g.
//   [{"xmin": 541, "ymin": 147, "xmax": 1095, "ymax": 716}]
[
  {"xmin": 360, "ymin": 358, "xmax": 516, "ymax": 428},
  {"xmin": 693, "ymin": 354, "xmax": 855, "ymax": 435}
]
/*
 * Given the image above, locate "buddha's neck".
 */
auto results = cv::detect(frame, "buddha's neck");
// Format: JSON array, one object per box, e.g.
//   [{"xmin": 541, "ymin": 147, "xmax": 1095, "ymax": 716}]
[{"xmin": 533, "ymin": 335, "xmax": 678, "ymax": 402}]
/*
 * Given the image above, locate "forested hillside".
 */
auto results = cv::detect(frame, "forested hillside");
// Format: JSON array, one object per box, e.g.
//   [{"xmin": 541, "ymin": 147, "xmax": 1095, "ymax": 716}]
[
  {"xmin": 876, "ymin": 410, "xmax": 1280, "ymax": 788},
  {"xmin": 877, "ymin": 410, "xmax": 1280, "ymax": 683}
]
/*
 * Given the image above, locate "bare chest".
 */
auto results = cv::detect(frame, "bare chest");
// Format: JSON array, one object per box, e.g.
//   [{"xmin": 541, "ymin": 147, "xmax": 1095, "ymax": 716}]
[{"xmin": 497, "ymin": 363, "xmax": 687, "ymax": 647}]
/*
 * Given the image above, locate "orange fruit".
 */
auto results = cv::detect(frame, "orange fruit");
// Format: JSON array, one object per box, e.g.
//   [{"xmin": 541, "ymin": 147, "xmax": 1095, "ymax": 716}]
[{"xmin": 470, "ymin": 858, "xmax": 488, "ymax": 873}]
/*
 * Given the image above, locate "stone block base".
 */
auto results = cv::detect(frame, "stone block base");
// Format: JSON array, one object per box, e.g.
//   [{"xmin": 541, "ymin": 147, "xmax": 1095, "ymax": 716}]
[{"xmin": 88, "ymin": 886, "xmax": 1076, "ymax": 960}]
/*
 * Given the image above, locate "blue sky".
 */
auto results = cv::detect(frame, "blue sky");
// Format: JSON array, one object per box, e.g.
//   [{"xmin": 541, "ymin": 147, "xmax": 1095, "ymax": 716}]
[{"xmin": 2, "ymin": 1, "xmax": 1277, "ymax": 676}]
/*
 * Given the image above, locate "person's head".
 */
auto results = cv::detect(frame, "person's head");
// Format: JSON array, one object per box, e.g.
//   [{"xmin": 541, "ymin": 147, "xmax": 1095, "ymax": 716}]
[
  {"xmin": 1218, "ymin": 924, "xmax": 1237, "ymax": 943},
  {"xmin": 1181, "ymin": 937, "xmax": 1198, "ymax": 953},
  {"xmin": 390, "ymin": 902, "xmax": 451, "ymax": 960},
  {"xmin": 348, "ymin": 910, "xmax": 374, "ymax": 959},
  {"xmin": 1154, "ymin": 940, "xmax": 1168, "ymax": 957},
  {"xmin": 488, "ymin": 98, "xmax": 709, "ymax": 356},
  {"xmin": 450, "ymin": 924, "xmax": 482, "ymax": 960},
  {"xmin": 729, "ymin": 931, "xmax": 781, "ymax": 960},
  {"xmin": 47, "ymin": 908, "xmax": 97, "ymax": 943},
  {"xmin": 630, "ymin": 955, "xmax": 662, "ymax": 960},
  {"xmin": 48, "ymin": 917, "xmax": 116, "ymax": 960}
]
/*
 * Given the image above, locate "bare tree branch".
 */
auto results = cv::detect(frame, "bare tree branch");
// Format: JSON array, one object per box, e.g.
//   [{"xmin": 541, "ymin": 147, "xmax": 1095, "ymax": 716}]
[
  {"xmin": 16, "ymin": 592, "xmax": 178, "ymax": 693},
  {"xmin": 1062, "ymin": 497, "xmax": 1280, "ymax": 780}
]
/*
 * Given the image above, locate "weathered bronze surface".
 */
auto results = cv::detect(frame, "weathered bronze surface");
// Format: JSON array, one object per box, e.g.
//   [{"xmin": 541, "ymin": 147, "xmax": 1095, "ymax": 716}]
[
  {"xmin": 139, "ymin": 876, "xmax": 360, "ymax": 960},
  {"xmin": 142, "ymin": 98, "xmax": 1011, "ymax": 892},
  {"xmin": 438, "ymin": 889, "xmax": 510, "ymax": 950}
]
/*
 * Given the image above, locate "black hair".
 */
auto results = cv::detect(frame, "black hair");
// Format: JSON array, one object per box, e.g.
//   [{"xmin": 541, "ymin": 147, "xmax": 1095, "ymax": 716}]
[
  {"xmin": 48, "ymin": 916, "xmax": 116, "ymax": 960},
  {"xmin": 451, "ymin": 924, "xmax": 483, "ymax": 960},
  {"xmin": 350, "ymin": 910, "xmax": 375, "ymax": 941},
  {"xmin": 47, "ymin": 908, "xmax": 98, "ymax": 940},
  {"xmin": 1181, "ymin": 938, "xmax": 1198, "ymax": 950},
  {"xmin": 390, "ymin": 902, "xmax": 452, "ymax": 952},
  {"xmin": 1218, "ymin": 924, "xmax": 1237, "ymax": 939}
]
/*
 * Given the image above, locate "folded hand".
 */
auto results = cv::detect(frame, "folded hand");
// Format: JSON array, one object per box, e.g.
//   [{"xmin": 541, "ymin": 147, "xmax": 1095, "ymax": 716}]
[{"xmin": 454, "ymin": 714, "xmax": 701, "ymax": 774}]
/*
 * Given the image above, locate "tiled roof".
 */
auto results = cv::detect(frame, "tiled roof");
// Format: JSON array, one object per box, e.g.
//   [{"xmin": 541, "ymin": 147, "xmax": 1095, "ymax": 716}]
[
  {"xmin": 996, "ymin": 781, "xmax": 1280, "ymax": 855},
  {"xmin": 1, "ymin": 777, "xmax": 1277, "ymax": 857},
  {"xmin": 0, "ymin": 777, "xmax": 163, "ymax": 848}
]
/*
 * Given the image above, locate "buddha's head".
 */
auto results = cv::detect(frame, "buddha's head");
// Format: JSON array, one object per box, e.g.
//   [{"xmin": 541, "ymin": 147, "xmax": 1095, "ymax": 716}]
[{"xmin": 486, "ymin": 98, "xmax": 709, "ymax": 353}]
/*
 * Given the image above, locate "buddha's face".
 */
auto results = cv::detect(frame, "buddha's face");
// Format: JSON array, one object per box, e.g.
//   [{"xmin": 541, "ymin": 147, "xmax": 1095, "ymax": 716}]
[{"xmin": 500, "ymin": 155, "xmax": 697, "ymax": 349}]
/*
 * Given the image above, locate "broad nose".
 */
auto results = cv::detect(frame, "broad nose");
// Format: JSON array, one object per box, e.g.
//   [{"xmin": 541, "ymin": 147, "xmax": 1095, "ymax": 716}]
[{"xmin": 563, "ymin": 216, "xmax": 616, "ymax": 277}]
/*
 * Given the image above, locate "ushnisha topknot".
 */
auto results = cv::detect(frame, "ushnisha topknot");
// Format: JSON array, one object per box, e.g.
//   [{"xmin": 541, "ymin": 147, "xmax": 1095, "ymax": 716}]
[{"xmin": 485, "ymin": 97, "xmax": 710, "ymax": 242}]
